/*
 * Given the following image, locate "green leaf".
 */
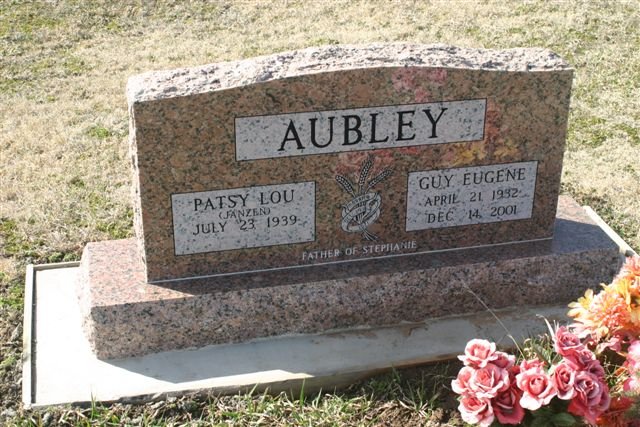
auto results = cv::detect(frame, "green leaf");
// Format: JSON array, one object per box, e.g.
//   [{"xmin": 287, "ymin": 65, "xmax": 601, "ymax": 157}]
[
  {"xmin": 550, "ymin": 412, "xmax": 577, "ymax": 426},
  {"xmin": 531, "ymin": 416, "xmax": 551, "ymax": 427},
  {"xmin": 532, "ymin": 406, "xmax": 553, "ymax": 418},
  {"xmin": 529, "ymin": 341, "xmax": 554, "ymax": 366}
]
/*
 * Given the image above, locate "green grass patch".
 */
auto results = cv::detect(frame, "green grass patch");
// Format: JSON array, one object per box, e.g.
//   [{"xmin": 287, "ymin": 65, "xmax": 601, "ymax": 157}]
[
  {"xmin": 65, "ymin": 185, "xmax": 133, "ymax": 240},
  {"xmin": 616, "ymin": 123, "xmax": 640, "ymax": 145},
  {"xmin": 567, "ymin": 115, "xmax": 610, "ymax": 149},
  {"xmin": 0, "ymin": 5, "xmax": 60, "ymax": 39},
  {"xmin": 506, "ymin": 27, "xmax": 526, "ymax": 36},
  {"xmin": 86, "ymin": 125, "xmax": 114, "ymax": 140},
  {"xmin": 514, "ymin": 2, "xmax": 543, "ymax": 15},
  {"xmin": 96, "ymin": 208, "xmax": 134, "ymax": 240},
  {"xmin": 312, "ymin": 37, "xmax": 340, "ymax": 46},
  {"xmin": 0, "ymin": 78, "xmax": 25, "ymax": 95},
  {"xmin": 0, "ymin": 271, "xmax": 24, "ymax": 310},
  {"xmin": 30, "ymin": 54, "xmax": 91, "ymax": 79},
  {"xmin": 62, "ymin": 55, "xmax": 90, "ymax": 76},
  {"xmin": 0, "ymin": 354, "xmax": 17, "ymax": 372},
  {"xmin": 0, "ymin": 219, "xmax": 42, "ymax": 258},
  {"xmin": 46, "ymin": 251, "xmax": 79, "ymax": 263},
  {"xmin": 68, "ymin": 176, "xmax": 86, "ymax": 188}
]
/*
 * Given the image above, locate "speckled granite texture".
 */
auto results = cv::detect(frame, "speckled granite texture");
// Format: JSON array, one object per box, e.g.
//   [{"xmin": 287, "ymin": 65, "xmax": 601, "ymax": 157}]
[
  {"xmin": 127, "ymin": 44, "xmax": 574, "ymax": 282},
  {"xmin": 77, "ymin": 197, "xmax": 623, "ymax": 359}
]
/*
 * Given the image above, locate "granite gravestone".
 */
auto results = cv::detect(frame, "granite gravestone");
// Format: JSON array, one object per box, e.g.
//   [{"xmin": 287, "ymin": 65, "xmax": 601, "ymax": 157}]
[
  {"xmin": 77, "ymin": 44, "xmax": 622, "ymax": 359},
  {"xmin": 127, "ymin": 46, "xmax": 567, "ymax": 283}
]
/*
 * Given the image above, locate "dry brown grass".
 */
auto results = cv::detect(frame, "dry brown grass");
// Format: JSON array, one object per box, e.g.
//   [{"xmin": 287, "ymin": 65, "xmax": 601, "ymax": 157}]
[
  {"xmin": 1, "ymin": 0, "xmax": 639, "ymax": 425},
  {"xmin": 1, "ymin": 1, "xmax": 638, "ymax": 258}
]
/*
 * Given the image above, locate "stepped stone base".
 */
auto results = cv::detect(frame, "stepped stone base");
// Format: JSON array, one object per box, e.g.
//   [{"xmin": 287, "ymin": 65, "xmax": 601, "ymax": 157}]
[{"xmin": 76, "ymin": 196, "xmax": 623, "ymax": 359}]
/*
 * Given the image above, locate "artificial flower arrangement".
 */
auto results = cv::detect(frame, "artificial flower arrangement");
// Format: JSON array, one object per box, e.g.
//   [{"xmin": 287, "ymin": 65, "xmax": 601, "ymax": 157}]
[{"xmin": 453, "ymin": 255, "xmax": 640, "ymax": 426}]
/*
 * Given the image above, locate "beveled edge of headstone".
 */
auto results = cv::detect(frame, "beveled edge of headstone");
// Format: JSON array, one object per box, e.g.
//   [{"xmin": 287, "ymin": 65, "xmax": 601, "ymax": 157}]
[{"xmin": 126, "ymin": 43, "xmax": 573, "ymax": 105}]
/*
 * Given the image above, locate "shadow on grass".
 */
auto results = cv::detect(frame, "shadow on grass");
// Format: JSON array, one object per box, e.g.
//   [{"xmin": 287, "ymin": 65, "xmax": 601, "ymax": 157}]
[{"xmin": 14, "ymin": 363, "xmax": 465, "ymax": 427}]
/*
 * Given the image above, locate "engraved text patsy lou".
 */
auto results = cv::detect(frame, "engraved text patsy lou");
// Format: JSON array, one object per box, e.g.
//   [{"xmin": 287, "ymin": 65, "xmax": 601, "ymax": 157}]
[
  {"xmin": 336, "ymin": 154, "xmax": 393, "ymax": 241},
  {"xmin": 171, "ymin": 182, "xmax": 315, "ymax": 255}
]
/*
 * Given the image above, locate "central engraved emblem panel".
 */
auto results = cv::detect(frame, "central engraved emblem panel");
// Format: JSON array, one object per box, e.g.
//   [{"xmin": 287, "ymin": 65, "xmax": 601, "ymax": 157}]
[{"xmin": 335, "ymin": 154, "xmax": 393, "ymax": 241}]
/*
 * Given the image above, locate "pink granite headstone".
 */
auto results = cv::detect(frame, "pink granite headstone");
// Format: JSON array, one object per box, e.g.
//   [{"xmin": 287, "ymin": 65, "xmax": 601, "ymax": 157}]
[
  {"xmin": 77, "ymin": 44, "xmax": 622, "ymax": 359},
  {"xmin": 126, "ymin": 44, "xmax": 573, "ymax": 283}
]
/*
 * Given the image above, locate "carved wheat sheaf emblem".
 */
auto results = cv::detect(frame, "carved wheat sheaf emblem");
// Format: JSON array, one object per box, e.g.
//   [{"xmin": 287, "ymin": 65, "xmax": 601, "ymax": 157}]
[{"xmin": 335, "ymin": 155, "xmax": 393, "ymax": 241}]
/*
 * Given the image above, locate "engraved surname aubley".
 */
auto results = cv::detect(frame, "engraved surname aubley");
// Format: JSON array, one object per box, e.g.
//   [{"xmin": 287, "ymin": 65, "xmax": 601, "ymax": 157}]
[
  {"xmin": 278, "ymin": 108, "xmax": 447, "ymax": 152},
  {"xmin": 406, "ymin": 161, "xmax": 537, "ymax": 231},
  {"xmin": 235, "ymin": 99, "xmax": 486, "ymax": 160},
  {"xmin": 172, "ymin": 182, "xmax": 315, "ymax": 255}
]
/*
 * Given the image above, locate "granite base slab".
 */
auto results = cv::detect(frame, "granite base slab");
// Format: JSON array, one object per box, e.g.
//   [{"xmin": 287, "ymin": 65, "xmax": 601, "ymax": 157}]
[
  {"xmin": 77, "ymin": 197, "xmax": 624, "ymax": 359},
  {"xmin": 25, "ymin": 263, "xmax": 574, "ymax": 407}
]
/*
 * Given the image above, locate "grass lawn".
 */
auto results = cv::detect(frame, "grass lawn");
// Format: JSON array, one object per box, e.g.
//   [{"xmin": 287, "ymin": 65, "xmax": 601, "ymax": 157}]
[{"xmin": 1, "ymin": 1, "xmax": 639, "ymax": 425}]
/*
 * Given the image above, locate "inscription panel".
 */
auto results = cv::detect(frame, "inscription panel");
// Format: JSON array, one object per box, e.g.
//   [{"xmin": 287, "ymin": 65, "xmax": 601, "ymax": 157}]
[
  {"xmin": 406, "ymin": 161, "xmax": 538, "ymax": 231},
  {"xmin": 172, "ymin": 182, "xmax": 316, "ymax": 255},
  {"xmin": 235, "ymin": 99, "xmax": 486, "ymax": 160}
]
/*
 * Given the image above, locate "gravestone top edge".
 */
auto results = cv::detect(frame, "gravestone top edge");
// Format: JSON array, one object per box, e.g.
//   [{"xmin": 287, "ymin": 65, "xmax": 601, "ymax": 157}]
[{"xmin": 126, "ymin": 43, "xmax": 573, "ymax": 104}]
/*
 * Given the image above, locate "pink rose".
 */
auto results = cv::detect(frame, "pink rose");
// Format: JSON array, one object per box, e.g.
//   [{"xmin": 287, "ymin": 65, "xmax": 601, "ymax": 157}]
[
  {"xmin": 564, "ymin": 347, "xmax": 596, "ymax": 370},
  {"xmin": 551, "ymin": 361, "xmax": 576, "ymax": 400},
  {"xmin": 459, "ymin": 395, "xmax": 495, "ymax": 427},
  {"xmin": 516, "ymin": 366, "xmax": 557, "ymax": 410},
  {"xmin": 492, "ymin": 351, "xmax": 516, "ymax": 370},
  {"xmin": 519, "ymin": 358, "xmax": 545, "ymax": 371},
  {"xmin": 598, "ymin": 335, "xmax": 624, "ymax": 353},
  {"xmin": 452, "ymin": 366, "xmax": 475, "ymax": 396},
  {"xmin": 594, "ymin": 383, "xmax": 611, "ymax": 415},
  {"xmin": 458, "ymin": 339, "xmax": 498, "ymax": 368},
  {"xmin": 507, "ymin": 364, "xmax": 521, "ymax": 378},
  {"xmin": 623, "ymin": 373, "xmax": 640, "ymax": 393},
  {"xmin": 492, "ymin": 384, "xmax": 525, "ymax": 425},
  {"xmin": 568, "ymin": 371, "xmax": 610, "ymax": 424},
  {"xmin": 626, "ymin": 340, "xmax": 640, "ymax": 373},
  {"xmin": 583, "ymin": 359, "xmax": 606, "ymax": 380},
  {"xmin": 554, "ymin": 326, "xmax": 584, "ymax": 358},
  {"xmin": 629, "ymin": 339, "xmax": 640, "ymax": 357},
  {"xmin": 468, "ymin": 364, "xmax": 510, "ymax": 399}
]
